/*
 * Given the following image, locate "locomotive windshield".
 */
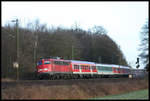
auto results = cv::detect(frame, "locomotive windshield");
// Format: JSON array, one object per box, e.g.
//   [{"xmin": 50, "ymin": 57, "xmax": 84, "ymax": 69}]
[
  {"xmin": 44, "ymin": 61, "xmax": 51, "ymax": 64},
  {"xmin": 37, "ymin": 61, "xmax": 42, "ymax": 65}
]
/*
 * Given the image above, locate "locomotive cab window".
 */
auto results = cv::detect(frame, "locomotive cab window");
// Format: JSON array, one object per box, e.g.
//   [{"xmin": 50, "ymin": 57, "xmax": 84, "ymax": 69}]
[
  {"xmin": 37, "ymin": 61, "xmax": 42, "ymax": 65},
  {"xmin": 44, "ymin": 61, "xmax": 51, "ymax": 64}
]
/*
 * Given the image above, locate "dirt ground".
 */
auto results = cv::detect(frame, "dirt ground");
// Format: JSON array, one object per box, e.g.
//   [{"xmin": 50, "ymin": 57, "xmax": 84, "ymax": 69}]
[{"xmin": 1, "ymin": 78, "xmax": 149, "ymax": 99}]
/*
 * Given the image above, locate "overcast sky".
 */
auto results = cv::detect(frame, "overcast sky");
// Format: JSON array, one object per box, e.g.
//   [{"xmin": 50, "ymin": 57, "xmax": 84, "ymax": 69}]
[{"xmin": 2, "ymin": 1, "xmax": 149, "ymax": 69}]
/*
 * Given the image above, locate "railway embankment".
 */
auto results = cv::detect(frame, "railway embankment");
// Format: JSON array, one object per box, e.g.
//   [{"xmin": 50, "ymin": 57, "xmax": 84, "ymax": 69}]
[{"xmin": 2, "ymin": 78, "xmax": 149, "ymax": 99}]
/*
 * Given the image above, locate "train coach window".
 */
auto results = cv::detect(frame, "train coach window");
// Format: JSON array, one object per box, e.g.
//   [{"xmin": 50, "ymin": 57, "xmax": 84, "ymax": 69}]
[
  {"xmin": 121, "ymin": 68, "xmax": 124, "ymax": 73},
  {"xmin": 97, "ymin": 66, "xmax": 101, "ymax": 70},
  {"xmin": 85, "ymin": 66, "xmax": 88, "ymax": 70},
  {"xmin": 126, "ymin": 69, "xmax": 129, "ymax": 73},
  {"xmin": 85, "ymin": 66, "xmax": 89, "ymax": 70},
  {"xmin": 74, "ymin": 65, "xmax": 76, "ymax": 69},
  {"xmin": 86, "ymin": 66, "xmax": 90, "ymax": 70},
  {"xmin": 114, "ymin": 68, "xmax": 118, "ymax": 71},
  {"xmin": 102, "ymin": 67, "xmax": 112, "ymax": 71},
  {"xmin": 124, "ymin": 69, "xmax": 126, "ymax": 73},
  {"xmin": 63, "ymin": 61, "xmax": 70, "ymax": 65},
  {"xmin": 84, "ymin": 66, "xmax": 86, "ymax": 70},
  {"xmin": 104, "ymin": 67, "xmax": 107, "ymax": 71},
  {"xmin": 107, "ymin": 67, "xmax": 112, "ymax": 71},
  {"xmin": 54, "ymin": 61, "xmax": 69, "ymax": 65},
  {"xmin": 54, "ymin": 61, "xmax": 58, "ymax": 65},
  {"xmin": 92, "ymin": 66, "xmax": 96, "ymax": 70},
  {"xmin": 126, "ymin": 69, "xmax": 130, "ymax": 73},
  {"xmin": 106, "ymin": 67, "xmax": 109, "ymax": 71},
  {"xmin": 60, "ymin": 61, "xmax": 63, "ymax": 65},
  {"xmin": 83, "ymin": 66, "xmax": 86, "ymax": 70},
  {"xmin": 82, "ymin": 66, "xmax": 84, "ymax": 70},
  {"xmin": 81, "ymin": 65, "xmax": 84, "ymax": 69},
  {"xmin": 104, "ymin": 67, "xmax": 108, "ymax": 71},
  {"xmin": 101, "ymin": 67, "xmax": 105, "ymax": 71},
  {"xmin": 87, "ymin": 66, "xmax": 89, "ymax": 70},
  {"xmin": 74, "ymin": 65, "xmax": 79, "ymax": 69},
  {"xmin": 119, "ymin": 68, "xmax": 122, "ymax": 72}
]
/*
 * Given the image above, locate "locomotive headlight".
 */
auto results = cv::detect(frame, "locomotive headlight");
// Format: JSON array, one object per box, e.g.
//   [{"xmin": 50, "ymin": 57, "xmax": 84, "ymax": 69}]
[
  {"xmin": 44, "ymin": 68, "xmax": 48, "ymax": 70},
  {"xmin": 38, "ymin": 69, "xmax": 42, "ymax": 72}
]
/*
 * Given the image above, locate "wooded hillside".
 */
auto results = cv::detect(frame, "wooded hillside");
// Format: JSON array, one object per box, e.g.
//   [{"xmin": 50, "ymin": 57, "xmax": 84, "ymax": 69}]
[{"xmin": 2, "ymin": 22, "xmax": 128, "ymax": 79}]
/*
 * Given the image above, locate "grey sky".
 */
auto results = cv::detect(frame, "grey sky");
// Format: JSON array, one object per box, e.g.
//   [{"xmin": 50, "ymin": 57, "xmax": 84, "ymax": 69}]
[{"xmin": 2, "ymin": 2, "xmax": 149, "ymax": 68}]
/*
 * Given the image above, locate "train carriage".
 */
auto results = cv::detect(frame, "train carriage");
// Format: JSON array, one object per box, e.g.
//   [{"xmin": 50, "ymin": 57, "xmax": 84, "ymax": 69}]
[
  {"xmin": 96, "ymin": 64, "xmax": 115, "ymax": 77},
  {"xmin": 118, "ymin": 65, "xmax": 131, "ymax": 77},
  {"xmin": 96, "ymin": 64, "xmax": 113, "ymax": 75},
  {"xmin": 130, "ymin": 68, "xmax": 147, "ymax": 78},
  {"xmin": 96, "ymin": 64, "xmax": 131, "ymax": 77},
  {"xmin": 70, "ymin": 60, "xmax": 97, "ymax": 78}
]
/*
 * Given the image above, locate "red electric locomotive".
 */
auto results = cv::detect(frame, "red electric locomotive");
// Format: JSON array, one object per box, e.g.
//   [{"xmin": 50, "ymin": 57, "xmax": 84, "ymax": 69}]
[{"xmin": 36, "ymin": 57, "xmax": 72, "ymax": 79}]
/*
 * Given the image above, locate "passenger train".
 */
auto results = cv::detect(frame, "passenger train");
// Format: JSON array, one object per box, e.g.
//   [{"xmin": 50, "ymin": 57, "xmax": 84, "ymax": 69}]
[{"xmin": 36, "ymin": 57, "xmax": 146, "ymax": 79}]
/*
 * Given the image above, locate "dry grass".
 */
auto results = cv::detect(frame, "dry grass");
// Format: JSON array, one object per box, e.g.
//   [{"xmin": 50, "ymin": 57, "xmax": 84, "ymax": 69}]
[
  {"xmin": 2, "ymin": 78, "xmax": 148, "ymax": 99},
  {"xmin": 1, "ymin": 78, "xmax": 16, "ymax": 82}
]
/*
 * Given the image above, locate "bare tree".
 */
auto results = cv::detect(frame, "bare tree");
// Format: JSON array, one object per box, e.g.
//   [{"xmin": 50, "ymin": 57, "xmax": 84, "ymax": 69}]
[
  {"xmin": 139, "ymin": 20, "xmax": 149, "ymax": 71},
  {"xmin": 91, "ymin": 25, "xmax": 108, "ymax": 35}
]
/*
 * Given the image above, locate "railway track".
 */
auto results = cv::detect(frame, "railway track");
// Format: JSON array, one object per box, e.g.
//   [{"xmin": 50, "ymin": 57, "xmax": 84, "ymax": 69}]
[{"xmin": 2, "ymin": 78, "xmax": 141, "ymax": 89}]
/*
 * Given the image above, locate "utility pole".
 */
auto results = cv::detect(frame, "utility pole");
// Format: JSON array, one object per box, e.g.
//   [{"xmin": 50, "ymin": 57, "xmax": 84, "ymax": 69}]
[
  {"xmin": 34, "ymin": 31, "xmax": 38, "ymax": 69},
  {"xmin": 118, "ymin": 46, "xmax": 121, "ymax": 66},
  {"xmin": 72, "ymin": 45, "xmax": 74, "ymax": 60},
  {"xmin": 112, "ymin": 55, "xmax": 114, "ymax": 64},
  {"xmin": 12, "ymin": 19, "xmax": 19, "ymax": 81},
  {"xmin": 98, "ymin": 56, "xmax": 101, "ymax": 63},
  {"xmin": 34, "ymin": 21, "xmax": 39, "ymax": 68},
  {"xmin": 115, "ymin": 54, "xmax": 120, "ymax": 67}
]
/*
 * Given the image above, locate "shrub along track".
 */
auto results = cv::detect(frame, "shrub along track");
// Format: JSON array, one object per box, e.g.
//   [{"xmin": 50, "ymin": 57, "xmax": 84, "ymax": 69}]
[{"xmin": 2, "ymin": 78, "xmax": 148, "ymax": 99}]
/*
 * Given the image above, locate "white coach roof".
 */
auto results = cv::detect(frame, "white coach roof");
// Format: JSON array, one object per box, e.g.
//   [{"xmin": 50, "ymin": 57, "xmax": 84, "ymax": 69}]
[
  {"xmin": 70, "ymin": 60, "xmax": 95, "ymax": 64},
  {"xmin": 96, "ymin": 63, "xmax": 130, "ymax": 69}
]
